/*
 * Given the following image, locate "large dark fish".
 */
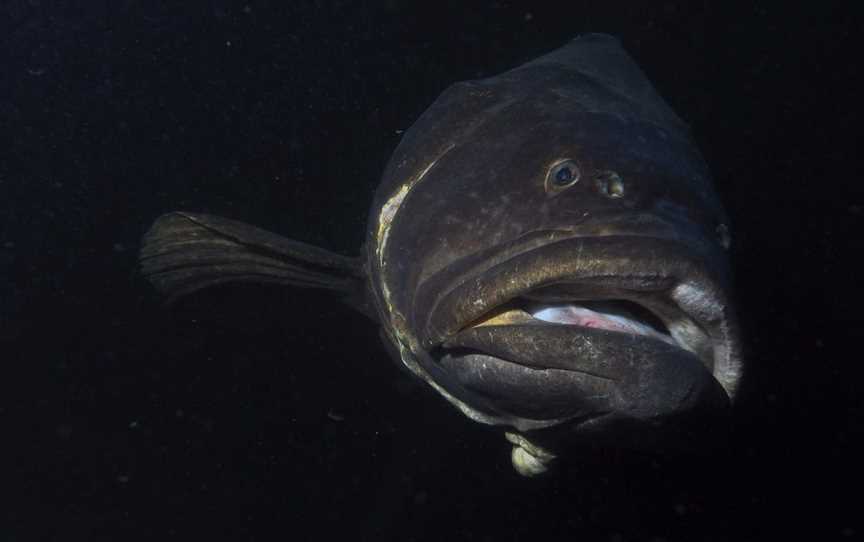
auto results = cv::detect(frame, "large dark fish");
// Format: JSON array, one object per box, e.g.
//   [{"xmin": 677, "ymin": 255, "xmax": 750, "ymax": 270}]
[{"xmin": 140, "ymin": 34, "xmax": 743, "ymax": 476}]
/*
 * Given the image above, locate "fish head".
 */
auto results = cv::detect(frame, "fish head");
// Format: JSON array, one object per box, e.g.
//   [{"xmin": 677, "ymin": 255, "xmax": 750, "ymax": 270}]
[{"xmin": 367, "ymin": 34, "xmax": 743, "ymax": 469}]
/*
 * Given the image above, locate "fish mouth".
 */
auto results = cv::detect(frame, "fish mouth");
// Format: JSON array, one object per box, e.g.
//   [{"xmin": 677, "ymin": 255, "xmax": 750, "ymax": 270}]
[{"xmin": 412, "ymin": 232, "xmax": 741, "ymax": 426}]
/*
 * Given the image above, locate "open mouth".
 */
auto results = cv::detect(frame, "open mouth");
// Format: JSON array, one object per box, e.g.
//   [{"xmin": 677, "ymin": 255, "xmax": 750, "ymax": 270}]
[
  {"xmin": 413, "ymin": 234, "xmax": 740, "ymax": 422},
  {"xmin": 440, "ymin": 291, "xmax": 715, "ymax": 372},
  {"xmin": 527, "ymin": 299, "xmax": 673, "ymax": 343}
]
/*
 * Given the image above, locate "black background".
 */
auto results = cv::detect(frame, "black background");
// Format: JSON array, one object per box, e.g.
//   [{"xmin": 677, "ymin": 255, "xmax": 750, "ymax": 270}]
[{"xmin": 1, "ymin": 1, "xmax": 861, "ymax": 540}]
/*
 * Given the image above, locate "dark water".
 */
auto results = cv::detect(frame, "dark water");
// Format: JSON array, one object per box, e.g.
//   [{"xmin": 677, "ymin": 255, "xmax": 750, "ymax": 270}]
[{"xmin": 1, "ymin": 2, "xmax": 860, "ymax": 540}]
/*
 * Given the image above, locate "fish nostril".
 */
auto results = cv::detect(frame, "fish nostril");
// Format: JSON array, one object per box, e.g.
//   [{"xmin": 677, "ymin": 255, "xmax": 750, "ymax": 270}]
[{"xmin": 595, "ymin": 170, "xmax": 625, "ymax": 198}]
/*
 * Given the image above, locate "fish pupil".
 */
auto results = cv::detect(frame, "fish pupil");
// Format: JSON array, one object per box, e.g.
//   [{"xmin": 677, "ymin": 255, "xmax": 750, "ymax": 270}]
[{"xmin": 554, "ymin": 166, "xmax": 573, "ymax": 184}]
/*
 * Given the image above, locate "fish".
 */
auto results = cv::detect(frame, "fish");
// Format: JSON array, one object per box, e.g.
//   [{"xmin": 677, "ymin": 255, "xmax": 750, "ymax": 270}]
[{"xmin": 139, "ymin": 34, "xmax": 743, "ymax": 476}]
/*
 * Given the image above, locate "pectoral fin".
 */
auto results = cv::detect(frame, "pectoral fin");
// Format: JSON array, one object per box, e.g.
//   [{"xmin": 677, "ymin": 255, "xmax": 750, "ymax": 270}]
[{"xmin": 139, "ymin": 212, "xmax": 373, "ymax": 318}]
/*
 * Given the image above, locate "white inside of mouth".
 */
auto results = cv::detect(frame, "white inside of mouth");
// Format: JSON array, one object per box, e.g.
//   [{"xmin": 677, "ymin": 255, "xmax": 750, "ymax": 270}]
[{"xmin": 528, "ymin": 302, "xmax": 678, "ymax": 346}]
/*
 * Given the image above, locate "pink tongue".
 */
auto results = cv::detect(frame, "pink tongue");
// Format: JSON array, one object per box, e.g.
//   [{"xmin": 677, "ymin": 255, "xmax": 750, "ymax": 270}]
[{"xmin": 530, "ymin": 304, "xmax": 676, "ymax": 345}]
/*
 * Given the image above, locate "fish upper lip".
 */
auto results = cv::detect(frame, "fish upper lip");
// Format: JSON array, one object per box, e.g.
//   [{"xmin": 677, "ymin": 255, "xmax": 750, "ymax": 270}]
[
  {"xmin": 419, "ymin": 232, "xmax": 722, "ymax": 342},
  {"xmin": 414, "ymin": 232, "xmax": 741, "ymax": 396}
]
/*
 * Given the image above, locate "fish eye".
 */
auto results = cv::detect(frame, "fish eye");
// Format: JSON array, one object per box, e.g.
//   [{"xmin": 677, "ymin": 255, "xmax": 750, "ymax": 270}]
[{"xmin": 545, "ymin": 159, "xmax": 581, "ymax": 193}]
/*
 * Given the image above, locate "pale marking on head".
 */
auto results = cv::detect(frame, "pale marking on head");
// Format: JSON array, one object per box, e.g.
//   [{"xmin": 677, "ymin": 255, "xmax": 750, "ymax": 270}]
[
  {"xmin": 375, "ymin": 143, "xmax": 456, "ymax": 269},
  {"xmin": 374, "ymin": 143, "xmax": 456, "ymax": 318}
]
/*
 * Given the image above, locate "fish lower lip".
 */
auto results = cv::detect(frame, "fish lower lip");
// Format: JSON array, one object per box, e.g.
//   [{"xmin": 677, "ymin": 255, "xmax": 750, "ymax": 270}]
[
  {"xmin": 434, "ymin": 318, "xmax": 729, "ymax": 421},
  {"xmin": 429, "ymin": 286, "xmax": 731, "ymax": 422}
]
